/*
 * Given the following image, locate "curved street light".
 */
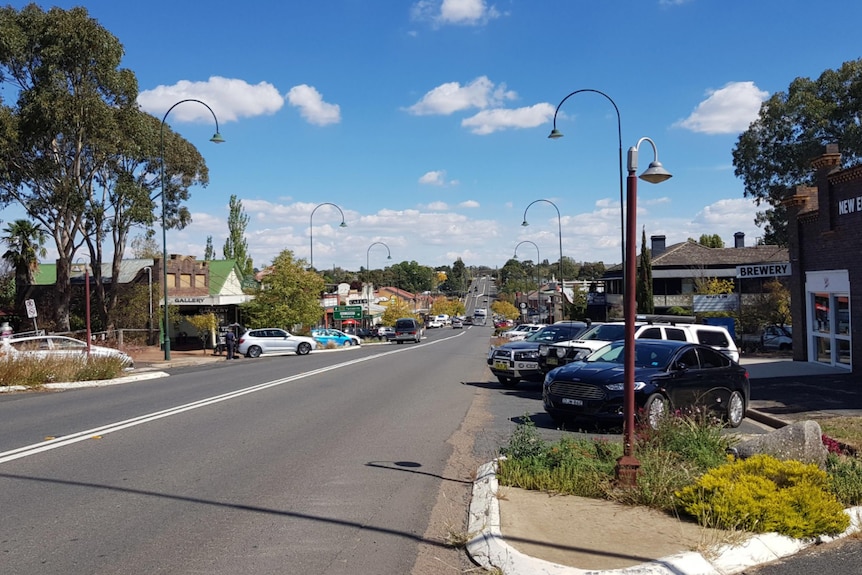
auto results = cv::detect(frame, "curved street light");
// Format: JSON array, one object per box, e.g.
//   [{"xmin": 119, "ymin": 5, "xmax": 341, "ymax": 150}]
[
  {"xmin": 366, "ymin": 241, "xmax": 392, "ymax": 328},
  {"xmin": 617, "ymin": 136, "xmax": 672, "ymax": 486},
  {"xmin": 158, "ymin": 99, "xmax": 225, "ymax": 361},
  {"xmin": 522, "ymin": 199, "xmax": 564, "ymax": 322},
  {"xmin": 309, "ymin": 202, "xmax": 347, "ymax": 271},
  {"xmin": 73, "ymin": 257, "xmax": 91, "ymax": 356},
  {"xmin": 514, "ymin": 240, "xmax": 541, "ymax": 322},
  {"xmin": 548, "ymin": 89, "xmax": 625, "ymax": 293}
]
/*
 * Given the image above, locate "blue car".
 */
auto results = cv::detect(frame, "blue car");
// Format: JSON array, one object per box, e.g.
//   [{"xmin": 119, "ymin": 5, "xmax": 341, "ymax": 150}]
[{"xmin": 311, "ymin": 328, "xmax": 361, "ymax": 347}]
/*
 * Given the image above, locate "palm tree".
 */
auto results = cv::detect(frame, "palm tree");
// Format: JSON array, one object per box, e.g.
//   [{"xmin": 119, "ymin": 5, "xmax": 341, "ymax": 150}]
[{"xmin": 2, "ymin": 219, "xmax": 48, "ymax": 316}]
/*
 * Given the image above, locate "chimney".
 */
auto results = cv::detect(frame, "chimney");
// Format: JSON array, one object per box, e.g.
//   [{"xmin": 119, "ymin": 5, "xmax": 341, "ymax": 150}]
[
  {"xmin": 734, "ymin": 232, "xmax": 745, "ymax": 248},
  {"xmin": 650, "ymin": 235, "xmax": 666, "ymax": 257}
]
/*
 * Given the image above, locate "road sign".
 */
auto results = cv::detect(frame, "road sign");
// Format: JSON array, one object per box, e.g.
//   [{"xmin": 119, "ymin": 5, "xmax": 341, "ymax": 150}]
[
  {"xmin": 25, "ymin": 299, "xmax": 37, "ymax": 319},
  {"xmin": 334, "ymin": 305, "xmax": 363, "ymax": 320}
]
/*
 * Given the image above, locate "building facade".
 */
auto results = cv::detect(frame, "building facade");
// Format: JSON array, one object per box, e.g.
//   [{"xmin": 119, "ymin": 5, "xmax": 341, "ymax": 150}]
[{"xmin": 785, "ymin": 144, "xmax": 858, "ymax": 372}]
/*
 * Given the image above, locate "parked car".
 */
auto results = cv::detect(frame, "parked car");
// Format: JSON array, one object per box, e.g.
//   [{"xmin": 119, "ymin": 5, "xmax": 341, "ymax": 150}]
[
  {"xmin": 237, "ymin": 328, "xmax": 317, "ymax": 357},
  {"xmin": 377, "ymin": 326, "xmax": 396, "ymax": 340},
  {"xmin": 452, "ymin": 318, "xmax": 463, "ymax": 329},
  {"xmin": 761, "ymin": 324, "xmax": 792, "ymax": 351},
  {"xmin": 393, "ymin": 318, "xmax": 423, "ymax": 344},
  {"xmin": 499, "ymin": 323, "xmax": 545, "ymax": 341},
  {"xmin": 426, "ymin": 319, "xmax": 443, "ymax": 329},
  {"xmin": 487, "ymin": 321, "xmax": 591, "ymax": 388},
  {"xmin": 0, "ymin": 334, "xmax": 134, "ymax": 369},
  {"xmin": 311, "ymin": 328, "xmax": 361, "ymax": 347},
  {"xmin": 538, "ymin": 317, "xmax": 739, "ymax": 373},
  {"xmin": 543, "ymin": 339, "xmax": 750, "ymax": 429}
]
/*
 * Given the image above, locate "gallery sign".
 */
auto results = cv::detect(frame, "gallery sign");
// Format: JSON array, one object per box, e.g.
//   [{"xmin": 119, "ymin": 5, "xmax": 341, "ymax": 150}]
[{"xmin": 736, "ymin": 263, "xmax": 791, "ymax": 278}]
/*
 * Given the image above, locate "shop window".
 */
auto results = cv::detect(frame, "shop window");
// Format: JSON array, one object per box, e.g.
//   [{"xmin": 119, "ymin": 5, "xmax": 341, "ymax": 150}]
[{"xmin": 180, "ymin": 273, "xmax": 192, "ymax": 288}]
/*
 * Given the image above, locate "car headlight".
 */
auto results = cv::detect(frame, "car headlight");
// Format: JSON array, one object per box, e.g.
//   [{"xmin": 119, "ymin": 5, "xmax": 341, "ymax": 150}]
[
  {"xmin": 538, "ymin": 345, "xmax": 549, "ymax": 356},
  {"xmin": 555, "ymin": 347, "xmax": 568, "ymax": 359},
  {"xmin": 605, "ymin": 381, "xmax": 647, "ymax": 391},
  {"xmin": 519, "ymin": 350, "xmax": 538, "ymax": 360}
]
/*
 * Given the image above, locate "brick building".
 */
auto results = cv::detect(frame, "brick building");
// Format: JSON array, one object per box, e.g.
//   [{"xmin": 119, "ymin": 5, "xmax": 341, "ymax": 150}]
[{"xmin": 785, "ymin": 144, "xmax": 858, "ymax": 372}]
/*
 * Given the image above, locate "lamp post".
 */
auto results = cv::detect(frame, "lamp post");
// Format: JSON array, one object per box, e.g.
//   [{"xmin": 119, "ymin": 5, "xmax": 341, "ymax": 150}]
[
  {"xmin": 616, "ymin": 137, "xmax": 672, "ymax": 486},
  {"xmin": 548, "ymin": 89, "xmax": 625, "ymax": 293},
  {"xmin": 74, "ymin": 258, "xmax": 91, "ymax": 356},
  {"xmin": 522, "ymin": 199, "xmax": 563, "ymax": 322},
  {"xmin": 144, "ymin": 266, "xmax": 153, "ymax": 345},
  {"xmin": 514, "ymin": 240, "xmax": 541, "ymax": 316},
  {"xmin": 159, "ymin": 99, "xmax": 225, "ymax": 361},
  {"xmin": 366, "ymin": 241, "xmax": 392, "ymax": 328},
  {"xmin": 309, "ymin": 202, "xmax": 347, "ymax": 271}
]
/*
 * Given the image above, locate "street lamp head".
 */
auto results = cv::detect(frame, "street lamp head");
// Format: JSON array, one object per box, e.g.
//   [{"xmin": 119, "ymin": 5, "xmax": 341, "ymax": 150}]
[
  {"xmin": 339, "ymin": 221, "xmax": 348, "ymax": 228},
  {"xmin": 639, "ymin": 160, "xmax": 672, "ymax": 184},
  {"xmin": 210, "ymin": 132, "xmax": 226, "ymax": 144},
  {"xmin": 547, "ymin": 128, "xmax": 564, "ymax": 139},
  {"xmin": 386, "ymin": 254, "xmax": 392, "ymax": 260},
  {"xmin": 521, "ymin": 220, "xmax": 529, "ymax": 227}
]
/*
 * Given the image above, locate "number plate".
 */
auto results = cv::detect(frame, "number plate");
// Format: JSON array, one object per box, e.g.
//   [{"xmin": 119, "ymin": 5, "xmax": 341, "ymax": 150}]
[
  {"xmin": 493, "ymin": 361, "xmax": 510, "ymax": 371},
  {"xmin": 546, "ymin": 357, "xmax": 558, "ymax": 365},
  {"xmin": 562, "ymin": 398, "xmax": 583, "ymax": 406}
]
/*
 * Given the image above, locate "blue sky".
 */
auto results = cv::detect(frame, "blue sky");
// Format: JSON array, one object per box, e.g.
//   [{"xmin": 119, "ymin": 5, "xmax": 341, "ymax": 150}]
[{"xmin": 7, "ymin": 1, "xmax": 862, "ymax": 272}]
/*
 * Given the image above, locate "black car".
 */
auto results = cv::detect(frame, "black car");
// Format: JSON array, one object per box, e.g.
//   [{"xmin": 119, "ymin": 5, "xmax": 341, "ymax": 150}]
[
  {"xmin": 542, "ymin": 340, "xmax": 749, "ymax": 429},
  {"xmin": 487, "ymin": 321, "xmax": 591, "ymax": 388}
]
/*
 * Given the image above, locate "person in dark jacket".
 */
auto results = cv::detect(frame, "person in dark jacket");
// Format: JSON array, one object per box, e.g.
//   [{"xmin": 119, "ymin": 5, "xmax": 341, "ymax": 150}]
[{"xmin": 225, "ymin": 330, "xmax": 236, "ymax": 360}]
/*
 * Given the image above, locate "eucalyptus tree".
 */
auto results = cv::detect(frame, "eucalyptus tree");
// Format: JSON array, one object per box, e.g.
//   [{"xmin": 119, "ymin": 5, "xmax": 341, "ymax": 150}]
[
  {"xmin": 733, "ymin": 58, "xmax": 862, "ymax": 246},
  {"xmin": 0, "ymin": 5, "xmax": 210, "ymax": 329}
]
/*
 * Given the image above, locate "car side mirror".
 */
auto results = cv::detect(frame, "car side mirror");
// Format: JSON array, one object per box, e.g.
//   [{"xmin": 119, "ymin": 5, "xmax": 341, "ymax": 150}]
[{"xmin": 675, "ymin": 362, "xmax": 688, "ymax": 372}]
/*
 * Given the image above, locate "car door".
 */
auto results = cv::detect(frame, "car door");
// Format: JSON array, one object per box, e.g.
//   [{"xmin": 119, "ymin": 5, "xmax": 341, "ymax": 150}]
[
  {"xmin": 269, "ymin": 329, "xmax": 293, "ymax": 354},
  {"xmin": 666, "ymin": 346, "xmax": 704, "ymax": 409},
  {"xmin": 693, "ymin": 346, "xmax": 737, "ymax": 408}
]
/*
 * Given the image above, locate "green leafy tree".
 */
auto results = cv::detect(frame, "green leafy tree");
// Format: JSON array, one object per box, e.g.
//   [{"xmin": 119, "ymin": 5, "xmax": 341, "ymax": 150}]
[
  {"xmin": 130, "ymin": 231, "xmax": 161, "ymax": 259},
  {"xmin": 732, "ymin": 59, "xmax": 862, "ymax": 246},
  {"xmin": 240, "ymin": 250, "xmax": 324, "ymax": 329},
  {"xmin": 691, "ymin": 234, "xmax": 725, "ymax": 248},
  {"xmin": 490, "ymin": 300, "xmax": 520, "ymax": 321},
  {"xmin": 449, "ymin": 258, "xmax": 468, "ymax": 295},
  {"xmin": 636, "ymin": 228, "xmax": 654, "ymax": 314},
  {"xmin": 186, "ymin": 313, "xmax": 218, "ymax": 353},
  {"xmin": 388, "ymin": 260, "xmax": 434, "ymax": 294},
  {"xmin": 204, "ymin": 236, "xmax": 214, "ymax": 260},
  {"xmin": 1, "ymin": 219, "xmax": 47, "ymax": 317},
  {"xmin": 381, "ymin": 297, "xmax": 416, "ymax": 325},
  {"xmin": 222, "ymin": 195, "xmax": 253, "ymax": 277}
]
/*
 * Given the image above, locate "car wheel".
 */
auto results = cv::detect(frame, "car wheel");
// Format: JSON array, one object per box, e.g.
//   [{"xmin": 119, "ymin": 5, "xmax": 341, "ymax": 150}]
[
  {"xmin": 344, "ymin": 340, "xmax": 354, "ymax": 346},
  {"xmin": 248, "ymin": 346, "xmax": 262, "ymax": 358},
  {"xmin": 296, "ymin": 342, "xmax": 312, "ymax": 355},
  {"xmin": 725, "ymin": 390, "xmax": 746, "ymax": 428},
  {"xmin": 497, "ymin": 376, "xmax": 519, "ymax": 389},
  {"xmin": 643, "ymin": 393, "xmax": 668, "ymax": 430}
]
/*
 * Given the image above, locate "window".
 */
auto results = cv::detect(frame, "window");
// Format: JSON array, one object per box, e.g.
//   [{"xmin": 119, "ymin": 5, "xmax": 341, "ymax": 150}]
[
  {"xmin": 639, "ymin": 327, "xmax": 662, "ymax": 339},
  {"xmin": 696, "ymin": 329, "xmax": 729, "ymax": 347},
  {"xmin": 678, "ymin": 349, "xmax": 699, "ymax": 369},
  {"xmin": 697, "ymin": 347, "xmax": 730, "ymax": 369},
  {"xmin": 665, "ymin": 328, "xmax": 687, "ymax": 341}
]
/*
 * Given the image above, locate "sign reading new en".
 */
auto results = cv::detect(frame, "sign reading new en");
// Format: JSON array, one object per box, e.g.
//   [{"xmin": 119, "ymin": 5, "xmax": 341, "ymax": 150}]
[{"xmin": 736, "ymin": 263, "xmax": 791, "ymax": 278}]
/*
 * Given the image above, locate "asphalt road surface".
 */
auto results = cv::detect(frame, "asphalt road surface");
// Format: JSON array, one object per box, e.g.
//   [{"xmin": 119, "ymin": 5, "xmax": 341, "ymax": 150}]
[{"xmin": 0, "ymin": 327, "xmax": 490, "ymax": 575}]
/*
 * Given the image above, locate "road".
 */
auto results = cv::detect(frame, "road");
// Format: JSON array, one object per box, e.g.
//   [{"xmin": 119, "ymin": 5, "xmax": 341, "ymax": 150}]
[
  {"xmin": 0, "ymin": 327, "xmax": 491, "ymax": 575},
  {"xmin": 2, "ymin": 315, "xmax": 859, "ymax": 574}
]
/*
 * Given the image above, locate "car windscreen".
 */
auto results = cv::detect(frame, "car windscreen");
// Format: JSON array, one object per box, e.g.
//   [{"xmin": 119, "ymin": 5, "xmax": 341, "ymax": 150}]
[{"xmin": 581, "ymin": 324, "xmax": 625, "ymax": 341}]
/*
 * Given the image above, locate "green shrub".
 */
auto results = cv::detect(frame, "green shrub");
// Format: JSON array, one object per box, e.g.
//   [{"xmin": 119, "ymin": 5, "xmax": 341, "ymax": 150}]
[
  {"xmin": 0, "ymin": 355, "xmax": 127, "ymax": 388},
  {"xmin": 826, "ymin": 453, "xmax": 862, "ymax": 506},
  {"xmin": 675, "ymin": 454, "xmax": 850, "ymax": 538}
]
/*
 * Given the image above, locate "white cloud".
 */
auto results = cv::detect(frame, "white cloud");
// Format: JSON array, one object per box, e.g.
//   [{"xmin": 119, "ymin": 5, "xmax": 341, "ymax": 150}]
[
  {"xmin": 419, "ymin": 170, "xmax": 447, "ymax": 185},
  {"xmin": 406, "ymin": 76, "xmax": 516, "ymax": 115},
  {"xmin": 411, "ymin": 0, "xmax": 501, "ymax": 26},
  {"xmin": 461, "ymin": 103, "xmax": 556, "ymax": 135},
  {"xmin": 138, "ymin": 76, "xmax": 284, "ymax": 123},
  {"xmin": 425, "ymin": 201, "xmax": 449, "ymax": 210},
  {"xmin": 674, "ymin": 81, "xmax": 769, "ymax": 135},
  {"xmin": 459, "ymin": 200, "xmax": 480, "ymax": 208},
  {"xmin": 287, "ymin": 85, "xmax": 341, "ymax": 126}
]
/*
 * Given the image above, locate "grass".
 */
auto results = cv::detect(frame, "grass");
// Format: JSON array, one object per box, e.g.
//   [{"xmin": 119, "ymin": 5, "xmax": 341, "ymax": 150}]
[
  {"xmin": 498, "ymin": 412, "xmax": 862, "ymax": 518},
  {"xmin": 0, "ymin": 355, "xmax": 130, "ymax": 388}
]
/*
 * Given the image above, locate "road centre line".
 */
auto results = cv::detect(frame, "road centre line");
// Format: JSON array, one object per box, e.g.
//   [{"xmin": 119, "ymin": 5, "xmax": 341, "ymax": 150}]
[{"xmin": 0, "ymin": 331, "xmax": 465, "ymax": 465}]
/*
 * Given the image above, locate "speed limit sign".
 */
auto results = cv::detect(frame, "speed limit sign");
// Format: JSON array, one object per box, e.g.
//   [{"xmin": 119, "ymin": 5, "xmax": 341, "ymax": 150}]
[{"xmin": 25, "ymin": 299, "xmax": 37, "ymax": 319}]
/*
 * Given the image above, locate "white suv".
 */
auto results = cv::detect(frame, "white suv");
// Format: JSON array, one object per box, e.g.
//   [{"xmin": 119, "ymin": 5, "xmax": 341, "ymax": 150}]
[{"xmin": 538, "ymin": 316, "xmax": 739, "ymax": 373}]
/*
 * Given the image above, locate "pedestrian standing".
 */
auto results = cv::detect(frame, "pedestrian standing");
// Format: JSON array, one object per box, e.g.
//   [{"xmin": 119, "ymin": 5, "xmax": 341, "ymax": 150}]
[{"xmin": 225, "ymin": 330, "xmax": 236, "ymax": 360}]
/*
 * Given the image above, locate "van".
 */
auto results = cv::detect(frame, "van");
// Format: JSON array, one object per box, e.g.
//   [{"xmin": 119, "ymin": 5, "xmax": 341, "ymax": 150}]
[{"xmin": 393, "ymin": 318, "xmax": 423, "ymax": 344}]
